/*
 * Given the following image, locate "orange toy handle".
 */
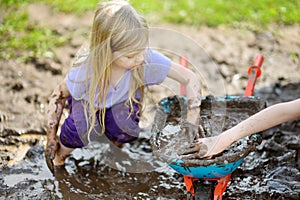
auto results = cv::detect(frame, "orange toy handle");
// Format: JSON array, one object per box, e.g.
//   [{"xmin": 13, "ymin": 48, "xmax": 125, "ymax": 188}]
[
  {"xmin": 244, "ymin": 55, "xmax": 264, "ymax": 96},
  {"xmin": 253, "ymin": 55, "xmax": 264, "ymax": 68}
]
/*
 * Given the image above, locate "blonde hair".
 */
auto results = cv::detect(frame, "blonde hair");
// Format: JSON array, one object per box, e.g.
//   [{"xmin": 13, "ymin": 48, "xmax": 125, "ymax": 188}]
[{"xmin": 85, "ymin": 0, "xmax": 149, "ymax": 139}]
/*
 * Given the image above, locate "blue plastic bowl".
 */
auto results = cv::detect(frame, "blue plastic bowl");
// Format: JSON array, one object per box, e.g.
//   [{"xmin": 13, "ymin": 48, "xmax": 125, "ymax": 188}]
[
  {"xmin": 169, "ymin": 158, "xmax": 244, "ymax": 179},
  {"xmin": 151, "ymin": 95, "xmax": 265, "ymax": 179}
]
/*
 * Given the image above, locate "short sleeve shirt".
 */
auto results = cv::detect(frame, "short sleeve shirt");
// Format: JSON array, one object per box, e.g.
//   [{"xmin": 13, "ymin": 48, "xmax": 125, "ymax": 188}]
[{"xmin": 66, "ymin": 48, "xmax": 171, "ymax": 108}]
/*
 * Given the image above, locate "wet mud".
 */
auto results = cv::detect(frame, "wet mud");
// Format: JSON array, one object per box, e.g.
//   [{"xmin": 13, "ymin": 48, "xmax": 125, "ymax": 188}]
[
  {"xmin": 1, "ymin": 83, "xmax": 299, "ymax": 199},
  {"xmin": 151, "ymin": 95, "xmax": 266, "ymax": 167},
  {"xmin": 224, "ymin": 82, "xmax": 300, "ymax": 199},
  {"xmin": 1, "ymin": 137, "xmax": 187, "ymax": 199},
  {"xmin": 1, "ymin": 3, "xmax": 300, "ymax": 199}
]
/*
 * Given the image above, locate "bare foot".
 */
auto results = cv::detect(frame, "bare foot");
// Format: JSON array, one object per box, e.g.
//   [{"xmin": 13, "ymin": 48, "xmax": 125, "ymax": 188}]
[
  {"xmin": 52, "ymin": 142, "xmax": 74, "ymax": 167},
  {"xmin": 112, "ymin": 141, "xmax": 124, "ymax": 148},
  {"xmin": 52, "ymin": 153, "xmax": 67, "ymax": 166}
]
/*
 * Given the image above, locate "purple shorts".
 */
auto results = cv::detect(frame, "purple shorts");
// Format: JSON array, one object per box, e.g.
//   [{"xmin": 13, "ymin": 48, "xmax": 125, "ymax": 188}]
[{"xmin": 60, "ymin": 97, "xmax": 140, "ymax": 148}]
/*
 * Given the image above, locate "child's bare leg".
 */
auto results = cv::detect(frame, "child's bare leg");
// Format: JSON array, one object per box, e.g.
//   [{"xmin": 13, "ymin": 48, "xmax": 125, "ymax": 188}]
[{"xmin": 53, "ymin": 142, "xmax": 74, "ymax": 166}]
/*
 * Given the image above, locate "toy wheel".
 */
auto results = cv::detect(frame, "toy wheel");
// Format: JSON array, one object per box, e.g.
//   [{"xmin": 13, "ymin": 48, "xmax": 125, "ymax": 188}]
[{"xmin": 194, "ymin": 180, "xmax": 215, "ymax": 200}]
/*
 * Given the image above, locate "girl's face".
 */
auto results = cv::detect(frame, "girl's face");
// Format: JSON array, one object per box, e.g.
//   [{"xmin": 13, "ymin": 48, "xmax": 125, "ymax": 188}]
[{"xmin": 112, "ymin": 50, "xmax": 145, "ymax": 70}]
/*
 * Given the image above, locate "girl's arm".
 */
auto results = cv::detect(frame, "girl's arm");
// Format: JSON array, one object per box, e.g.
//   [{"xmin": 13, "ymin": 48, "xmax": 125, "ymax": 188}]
[
  {"xmin": 167, "ymin": 61, "xmax": 202, "ymax": 142},
  {"xmin": 197, "ymin": 98, "xmax": 300, "ymax": 158},
  {"xmin": 46, "ymin": 78, "xmax": 70, "ymax": 160},
  {"xmin": 167, "ymin": 61, "xmax": 202, "ymax": 124}
]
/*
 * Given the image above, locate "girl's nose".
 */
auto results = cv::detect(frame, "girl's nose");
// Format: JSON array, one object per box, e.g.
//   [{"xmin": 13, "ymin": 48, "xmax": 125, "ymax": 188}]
[{"xmin": 135, "ymin": 53, "xmax": 144, "ymax": 64}]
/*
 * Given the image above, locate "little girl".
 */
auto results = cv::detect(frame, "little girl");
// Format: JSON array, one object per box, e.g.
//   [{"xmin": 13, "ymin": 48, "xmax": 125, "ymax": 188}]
[{"xmin": 46, "ymin": 0, "xmax": 201, "ymax": 170}]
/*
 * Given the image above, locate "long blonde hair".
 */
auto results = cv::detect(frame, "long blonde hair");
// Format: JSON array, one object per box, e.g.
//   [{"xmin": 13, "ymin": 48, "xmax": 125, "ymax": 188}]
[{"xmin": 86, "ymin": 0, "xmax": 149, "ymax": 138}]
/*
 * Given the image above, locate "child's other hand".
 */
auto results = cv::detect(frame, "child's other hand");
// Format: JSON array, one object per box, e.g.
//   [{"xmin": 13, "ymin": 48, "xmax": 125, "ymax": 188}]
[
  {"xmin": 180, "ymin": 121, "xmax": 200, "ymax": 143},
  {"xmin": 45, "ymin": 138, "xmax": 59, "ymax": 172},
  {"xmin": 180, "ymin": 118, "xmax": 206, "ymax": 143}
]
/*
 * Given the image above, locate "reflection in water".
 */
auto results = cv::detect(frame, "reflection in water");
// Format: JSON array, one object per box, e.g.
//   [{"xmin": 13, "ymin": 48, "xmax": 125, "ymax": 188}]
[{"xmin": 1, "ymin": 136, "xmax": 186, "ymax": 199}]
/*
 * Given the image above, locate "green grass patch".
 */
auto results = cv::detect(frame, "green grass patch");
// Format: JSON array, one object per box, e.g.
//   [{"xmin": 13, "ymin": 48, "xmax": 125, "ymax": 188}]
[
  {"xmin": 131, "ymin": 0, "xmax": 300, "ymax": 27},
  {"xmin": 0, "ymin": 1, "xmax": 69, "ymax": 60},
  {"xmin": 0, "ymin": 12, "xmax": 68, "ymax": 60},
  {"xmin": 1, "ymin": 0, "xmax": 299, "ymax": 60},
  {"xmin": 42, "ymin": 0, "xmax": 100, "ymax": 14}
]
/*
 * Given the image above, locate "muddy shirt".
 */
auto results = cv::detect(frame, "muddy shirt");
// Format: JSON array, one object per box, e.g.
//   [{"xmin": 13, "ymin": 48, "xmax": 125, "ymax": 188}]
[{"xmin": 66, "ymin": 49, "xmax": 171, "ymax": 108}]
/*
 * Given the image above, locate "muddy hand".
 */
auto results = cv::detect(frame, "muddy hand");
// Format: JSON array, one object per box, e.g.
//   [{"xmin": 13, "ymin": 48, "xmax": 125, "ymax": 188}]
[
  {"xmin": 45, "ymin": 138, "xmax": 59, "ymax": 173},
  {"xmin": 177, "ymin": 140, "xmax": 208, "ymax": 159},
  {"xmin": 180, "ymin": 119, "xmax": 207, "ymax": 143},
  {"xmin": 180, "ymin": 121, "xmax": 200, "ymax": 143}
]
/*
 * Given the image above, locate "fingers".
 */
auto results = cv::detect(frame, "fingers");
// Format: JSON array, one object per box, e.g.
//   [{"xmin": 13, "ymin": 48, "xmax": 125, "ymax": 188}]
[
  {"xmin": 183, "ymin": 128, "xmax": 193, "ymax": 143},
  {"xmin": 198, "ymin": 143, "xmax": 208, "ymax": 157},
  {"xmin": 181, "ymin": 122, "xmax": 200, "ymax": 143},
  {"xmin": 45, "ymin": 140, "xmax": 60, "ymax": 173},
  {"xmin": 46, "ymin": 140, "xmax": 58, "ymax": 163},
  {"xmin": 177, "ymin": 140, "xmax": 211, "ymax": 160},
  {"xmin": 47, "ymin": 143, "xmax": 56, "ymax": 160},
  {"xmin": 204, "ymin": 155, "xmax": 213, "ymax": 159},
  {"xmin": 45, "ymin": 145, "xmax": 55, "ymax": 173},
  {"xmin": 198, "ymin": 124, "xmax": 206, "ymax": 138},
  {"xmin": 45, "ymin": 155, "xmax": 54, "ymax": 173},
  {"xmin": 187, "ymin": 140, "xmax": 202, "ymax": 148},
  {"xmin": 181, "ymin": 120, "xmax": 209, "ymax": 143},
  {"xmin": 178, "ymin": 142, "xmax": 202, "ymax": 155},
  {"xmin": 178, "ymin": 120, "xmax": 215, "ymax": 159}
]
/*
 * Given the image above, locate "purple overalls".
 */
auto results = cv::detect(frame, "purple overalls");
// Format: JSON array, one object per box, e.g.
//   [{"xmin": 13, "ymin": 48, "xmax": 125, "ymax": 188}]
[{"xmin": 60, "ymin": 97, "xmax": 140, "ymax": 148}]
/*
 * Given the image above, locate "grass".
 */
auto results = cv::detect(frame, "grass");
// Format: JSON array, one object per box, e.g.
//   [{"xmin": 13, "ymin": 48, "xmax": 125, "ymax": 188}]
[
  {"xmin": 0, "ymin": 1, "xmax": 70, "ymax": 60},
  {"xmin": 1, "ymin": 0, "xmax": 299, "ymax": 60},
  {"xmin": 132, "ymin": 0, "xmax": 300, "ymax": 27}
]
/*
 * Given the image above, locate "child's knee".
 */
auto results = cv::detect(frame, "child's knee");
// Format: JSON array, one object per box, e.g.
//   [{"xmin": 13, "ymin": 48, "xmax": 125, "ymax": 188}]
[
  {"xmin": 60, "ymin": 116, "xmax": 88, "ymax": 148},
  {"xmin": 104, "ymin": 102, "xmax": 141, "ymax": 143}
]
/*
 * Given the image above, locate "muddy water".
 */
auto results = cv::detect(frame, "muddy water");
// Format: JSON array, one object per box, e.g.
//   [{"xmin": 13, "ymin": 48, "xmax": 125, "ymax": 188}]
[
  {"xmin": 1, "ymin": 83, "xmax": 300, "ymax": 200},
  {"xmin": 1, "ymin": 136, "xmax": 188, "ymax": 199}
]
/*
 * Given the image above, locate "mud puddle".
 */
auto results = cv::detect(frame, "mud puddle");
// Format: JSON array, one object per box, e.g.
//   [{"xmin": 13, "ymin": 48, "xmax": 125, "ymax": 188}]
[
  {"xmin": 0, "ymin": 82, "xmax": 299, "ymax": 199},
  {"xmin": 1, "ymin": 136, "xmax": 187, "ymax": 199}
]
